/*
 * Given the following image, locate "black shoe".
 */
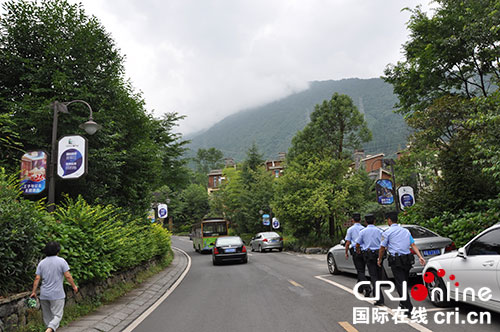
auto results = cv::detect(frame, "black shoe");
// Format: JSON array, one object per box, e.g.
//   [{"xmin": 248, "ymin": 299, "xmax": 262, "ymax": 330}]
[
  {"xmin": 374, "ymin": 300, "xmax": 384, "ymax": 306},
  {"xmin": 364, "ymin": 289, "xmax": 371, "ymax": 297}
]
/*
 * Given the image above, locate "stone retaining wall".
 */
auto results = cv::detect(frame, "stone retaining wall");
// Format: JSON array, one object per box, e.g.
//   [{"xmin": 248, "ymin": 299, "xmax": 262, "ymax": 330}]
[{"xmin": 0, "ymin": 257, "xmax": 161, "ymax": 332}]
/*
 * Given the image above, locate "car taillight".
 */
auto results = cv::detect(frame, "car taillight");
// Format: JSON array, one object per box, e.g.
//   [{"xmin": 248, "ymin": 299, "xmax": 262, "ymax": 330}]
[
  {"xmin": 280, "ymin": 237, "xmax": 283, "ymax": 241},
  {"xmin": 242, "ymin": 246, "xmax": 247, "ymax": 253},
  {"xmin": 263, "ymin": 239, "xmax": 268, "ymax": 242},
  {"xmin": 445, "ymin": 242, "xmax": 456, "ymax": 252},
  {"xmin": 410, "ymin": 248, "xmax": 416, "ymax": 254},
  {"xmin": 213, "ymin": 247, "xmax": 219, "ymax": 254}
]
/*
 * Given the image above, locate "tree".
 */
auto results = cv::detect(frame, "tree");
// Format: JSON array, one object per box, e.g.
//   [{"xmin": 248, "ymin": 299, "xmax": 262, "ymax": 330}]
[
  {"xmin": 281, "ymin": 93, "xmax": 372, "ymax": 239},
  {"xmin": 0, "ymin": 0, "xmax": 188, "ymax": 215},
  {"xmin": 288, "ymin": 93, "xmax": 371, "ymax": 161},
  {"xmin": 272, "ymin": 156, "xmax": 370, "ymax": 243},
  {"xmin": 384, "ymin": 0, "xmax": 500, "ymax": 119},
  {"xmin": 383, "ymin": 0, "xmax": 500, "ymax": 216},
  {"xmin": 194, "ymin": 147, "xmax": 224, "ymax": 175}
]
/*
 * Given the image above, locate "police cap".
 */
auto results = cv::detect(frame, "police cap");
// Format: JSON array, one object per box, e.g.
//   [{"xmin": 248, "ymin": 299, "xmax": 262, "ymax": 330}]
[
  {"xmin": 365, "ymin": 213, "xmax": 375, "ymax": 224},
  {"xmin": 385, "ymin": 211, "xmax": 398, "ymax": 222},
  {"xmin": 352, "ymin": 213, "xmax": 361, "ymax": 222}
]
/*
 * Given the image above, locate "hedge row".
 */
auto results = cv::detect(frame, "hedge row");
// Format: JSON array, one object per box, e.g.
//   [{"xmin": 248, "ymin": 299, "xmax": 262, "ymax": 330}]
[
  {"xmin": 0, "ymin": 170, "xmax": 171, "ymax": 296},
  {"xmin": 400, "ymin": 196, "xmax": 500, "ymax": 247}
]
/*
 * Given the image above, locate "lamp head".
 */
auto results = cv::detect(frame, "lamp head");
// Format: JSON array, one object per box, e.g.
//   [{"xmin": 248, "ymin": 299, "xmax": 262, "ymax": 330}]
[{"xmin": 80, "ymin": 119, "xmax": 101, "ymax": 135}]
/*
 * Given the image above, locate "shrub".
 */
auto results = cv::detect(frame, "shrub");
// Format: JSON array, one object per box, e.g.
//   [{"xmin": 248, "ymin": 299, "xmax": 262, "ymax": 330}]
[
  {"xmin": 400, "ymin": 196, "xmax": 500, "ymax": 247},
  {"xmin": 0, "ymin": 169, "xmax": 51, "ymax": 295},
  {"xmin": 47, "ymin": 197, "xmax": 172, "ymax": 284}
]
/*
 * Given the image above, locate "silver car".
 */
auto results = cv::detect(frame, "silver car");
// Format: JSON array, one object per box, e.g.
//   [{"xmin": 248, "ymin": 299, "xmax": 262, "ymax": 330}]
[
  {"xmin": 423, "ymin": 223, "xmax": 500, "ymax": 313},
  {"xmin": 250, "ymin": 232, "xmax": 283, "ymax": 252},
  {"xmin": 327, "ymin": 224, "xmax": 454, "ymax": 279}
]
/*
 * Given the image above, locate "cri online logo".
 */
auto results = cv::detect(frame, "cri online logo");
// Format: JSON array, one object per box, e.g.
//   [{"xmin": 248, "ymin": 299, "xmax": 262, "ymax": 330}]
[{"xmin": 353, "ymin": 269, "xmax": 493, "ymax": 303}]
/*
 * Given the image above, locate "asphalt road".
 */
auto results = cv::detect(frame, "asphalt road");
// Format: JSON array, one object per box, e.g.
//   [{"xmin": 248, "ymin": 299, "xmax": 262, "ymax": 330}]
[{"xmin": 131, "ymin": 236, "xmax": 500, "ymax": 332}]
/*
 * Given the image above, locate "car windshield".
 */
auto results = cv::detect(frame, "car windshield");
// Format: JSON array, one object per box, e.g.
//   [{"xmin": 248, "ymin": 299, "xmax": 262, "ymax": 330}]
[
  {"xmin": 216, "ymin": 237, "xmax": 242, "ymax": 246},
  {"xmin": 261, "ymin": 232, "xmax": 280, "ymax": 238}
]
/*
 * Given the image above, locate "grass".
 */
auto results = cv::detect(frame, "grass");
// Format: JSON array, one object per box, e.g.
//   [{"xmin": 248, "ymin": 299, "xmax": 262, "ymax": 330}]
[{"xmin": 17, "ymin": 250, "xmax": 174, "ymax": 332}]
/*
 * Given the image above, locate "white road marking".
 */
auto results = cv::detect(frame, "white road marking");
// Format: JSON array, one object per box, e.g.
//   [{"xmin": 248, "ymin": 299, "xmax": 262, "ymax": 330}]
[
  {"xmin": 315, "ymin": 275, "xmax": 433, "ymax": 332},
  {"xmin": 122, "ymin": 247, "xmax": 192, "ymax": 332}
]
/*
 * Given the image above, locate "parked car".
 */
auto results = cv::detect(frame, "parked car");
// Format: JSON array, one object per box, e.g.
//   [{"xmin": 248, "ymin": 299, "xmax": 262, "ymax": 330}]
[
  {"xmin": 212, "ymin": 236, "xmax": 248, "ymax": 265},
  {"xmin": 327, "ymin": 224, "xmax": 454, "ymax": 279},
  {"xmin": 423, "ymin": 223, "xmax": 500, "ymax": 313},
  {"xmin": 250, "ymin": 232, "xmax": 283, "ymax": 252}
]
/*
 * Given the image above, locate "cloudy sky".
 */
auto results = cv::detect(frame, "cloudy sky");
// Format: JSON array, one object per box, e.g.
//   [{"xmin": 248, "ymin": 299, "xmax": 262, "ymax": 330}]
[{"xmin": 66, "ymin": 0, "xmax": 433, "ymax": 135}]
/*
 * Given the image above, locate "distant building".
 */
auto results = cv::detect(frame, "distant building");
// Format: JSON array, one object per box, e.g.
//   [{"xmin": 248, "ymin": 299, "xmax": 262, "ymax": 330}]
[
  {"xmin": 224, "ymin": 158, "xmax": 236, "ymax": 168},
  {"xmin": 357, "ymin": 152, "xmax": 392, "ymax": 180},
  {"xmin": 207, "ymin": 169, "xmax": 223, "ymax": 194},
  {"xmin": 265, "ymin": 152, "xmax": 286, "ymax": 178}
]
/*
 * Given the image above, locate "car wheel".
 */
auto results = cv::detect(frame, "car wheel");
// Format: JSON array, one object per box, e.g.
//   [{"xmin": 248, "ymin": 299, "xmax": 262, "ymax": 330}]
[
  {"xmin": 278, "ymin": 248, "xmax": 282, "ymax": 252},
  {"xmin": 251, "ymin": 245, "xmax": 255, "ymax": 252},
  {"xmin": 212, "ymin": 257, "xmax": 219, "ymax": 266},
  {"xmin": 425, "ymin": 270, "xmax": 450, "ymax": 307},
  {"xmin": 241, "ymin": 257, "xmax": 248, "ymax": 264},
  {"xmin": 258, "ymin": 245, "xmax": 262, "ymax": 253},
  {"xmin": 327, "ymin": 254, "xmax": 341, "ymax": 275}
]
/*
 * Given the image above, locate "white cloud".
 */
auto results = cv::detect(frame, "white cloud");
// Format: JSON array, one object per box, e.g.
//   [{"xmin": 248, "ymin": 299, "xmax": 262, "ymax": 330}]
[{"xmin": 17, "ymin": 0, "xmax": 436, "ymax": 134}]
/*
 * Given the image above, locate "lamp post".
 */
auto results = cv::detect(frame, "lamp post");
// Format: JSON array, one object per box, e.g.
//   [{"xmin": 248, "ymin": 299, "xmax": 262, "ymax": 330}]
[{"xmin": 47, "ymin": 100, "xmax": 101, "ymax": 212}]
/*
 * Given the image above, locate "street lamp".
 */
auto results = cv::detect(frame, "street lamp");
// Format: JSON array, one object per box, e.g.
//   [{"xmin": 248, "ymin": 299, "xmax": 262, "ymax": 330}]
[{"xmin": 47, "ymin": 100, "xmax": 101, "ymax": 212}]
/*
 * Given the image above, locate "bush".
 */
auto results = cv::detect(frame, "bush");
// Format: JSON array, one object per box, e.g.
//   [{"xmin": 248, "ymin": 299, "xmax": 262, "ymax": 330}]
[
  {"xmin": 0, "ymin": 168, "xmax": 172, "ymax": 295},
  {"xmin": 400, "ymin": 196, "xmax": 500, "ymax": 247},
  {"xmin": 0, "ymin": 169, "xmax": 51, "ymax": 295},
  {"xmin": 47, "ymin": 197, "xmax": 172, "ymax": 284}
]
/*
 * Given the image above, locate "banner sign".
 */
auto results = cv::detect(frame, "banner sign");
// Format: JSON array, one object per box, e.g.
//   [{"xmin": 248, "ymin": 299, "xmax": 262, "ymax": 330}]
[
  {"xmin": 20, "ymin": 151, "xmax": 47, "ymax": 194},
  {"xmin": 398, "ymin": 186, "xmax": 415, "ymax": 210},
  {"xmin": 262, "ymin": 214, "xmax": 270, "ymax": 226},
  {"xmin": 157, "ymin": 204, "xmax": 168, "ymax": 218},
  {"xmin": 375, "ymin": 179, "xmax": 394, "ymax": 205},
  {"xmin": 272, "ymin": 217, "xmax": 280, "ymax": 229},
  {"xmin": 57, "ymin": 135, "xmax": 87, "ymax": 179},
  {"xmin": 147, "ymin": 209, "xmax": 155, "ymax": 223}
]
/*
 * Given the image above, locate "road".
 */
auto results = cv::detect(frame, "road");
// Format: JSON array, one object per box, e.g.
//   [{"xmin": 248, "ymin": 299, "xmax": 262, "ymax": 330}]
[{"xmin": 131, "ymin": 236, "xmax": 500, "ymax": 332}]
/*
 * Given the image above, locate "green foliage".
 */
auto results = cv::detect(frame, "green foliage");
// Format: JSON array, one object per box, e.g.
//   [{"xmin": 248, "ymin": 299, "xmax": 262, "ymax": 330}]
[
  {"xmin": 0, "ymin": 0, "xmax": 188, "ymax": 215},
  {"xmin": 384, "ymin": 0, "xmax": 500, "ymax": 225},
  {"xmin": 0, "ymin": 170, "xmax": 172, "ymax": 295},
  {"xmin": 0, "ymin": 169, "xmax": 49, "ymax": 295},
  {"xmin": 273, "ymin": 156, "xmax": 371, "ymax": 242},
  {"xmin": 194, "ymin": 147, "xmax": 224, "ymax": 175},
  {"xmin": 400, "ymin": 196, "xmax": 500, "ymax": 247},
  {"xmin": 0, "ymin": 113, "xmax": 23, "ymax": 171},
  {"xmin": 48, "ymin": 197, "xmax": 172, "ymax": 283},
  {"xmin": 210, "ymin": 145, "xmax": 275, "ymax": 235},
  {"xmin": 289, "ymin": 93, "xmax": 371, "ymax": 161}
]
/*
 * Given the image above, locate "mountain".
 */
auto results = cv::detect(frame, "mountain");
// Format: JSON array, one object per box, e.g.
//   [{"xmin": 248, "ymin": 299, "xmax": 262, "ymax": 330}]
[{"xmin": 186, "ymin": 78, "xmax": 409, "ymax": 161}]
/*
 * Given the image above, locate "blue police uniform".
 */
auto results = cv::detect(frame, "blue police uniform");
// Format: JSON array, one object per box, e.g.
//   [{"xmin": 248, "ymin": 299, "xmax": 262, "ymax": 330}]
[
  {"xmin": 346, "ymin": 223, "xmax": 369, "ymax": 294},
  {"xmin": 356, "ymin": 224, "xmax": 384, "ymax": 303},
  {"xmin": 380, "ymin": 223, "xmax": 415, "ymax": 310},
  {"xmin": 345, "ymin": 223, "xmax": 364, "ymax": 248}
]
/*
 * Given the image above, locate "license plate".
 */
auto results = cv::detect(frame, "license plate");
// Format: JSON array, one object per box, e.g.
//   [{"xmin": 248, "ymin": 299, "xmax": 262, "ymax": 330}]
[
  {"xmin": 225, "ymin": 248, "xmax": 236, "ymax": 253},
  {"xmin": 271, "ymin": 239, "xmax": 278, "ymax": 243},
  {"xmin": 423, "ymin": 249, "xmax": 441, "ymax": 256}
]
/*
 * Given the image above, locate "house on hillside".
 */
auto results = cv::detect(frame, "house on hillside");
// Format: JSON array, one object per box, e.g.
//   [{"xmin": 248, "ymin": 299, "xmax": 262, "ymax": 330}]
[
  {"xmin": 265, "ymin": 152, "xmax": 286, "ymax": 178},
  {"xmin": 207, "ymin": 169, "xmax": 223, "ymax": 194},
  {"xmin": 354, "ymin": 151, "xmax": 392, "ymax": 181}
]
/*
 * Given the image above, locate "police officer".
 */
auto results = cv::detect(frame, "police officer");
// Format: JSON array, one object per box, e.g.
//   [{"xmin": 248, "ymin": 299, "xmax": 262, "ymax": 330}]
[
  {"xmin": 356, "ymin": 214, "xmax": 384, "ymax": 305},
  {"xmin": 345, "ymin": 213, "xmax": 370, "ymax": 296},
  {"xmin": 377, "ymin": 211, "xmax": 426, "ymax": 312}
]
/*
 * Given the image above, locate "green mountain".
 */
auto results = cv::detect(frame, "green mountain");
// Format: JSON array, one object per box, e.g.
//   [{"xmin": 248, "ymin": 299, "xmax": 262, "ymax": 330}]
[{"xmin": 187, "ymin": 78, "xmax": 409, "ymax": 161}]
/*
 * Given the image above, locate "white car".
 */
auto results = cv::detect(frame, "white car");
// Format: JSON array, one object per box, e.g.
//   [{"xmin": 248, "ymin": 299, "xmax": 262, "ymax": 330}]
[{"xmin": 423, "ymin": 223, "xmax": 500, "ymax": 313}]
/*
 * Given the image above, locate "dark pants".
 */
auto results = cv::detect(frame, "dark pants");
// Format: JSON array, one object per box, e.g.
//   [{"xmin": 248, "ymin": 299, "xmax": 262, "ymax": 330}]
[
  {"xmin": 351, "ymin": 248, "xmax": 370, "ymax": 292},
  {"xmin": 389, "ymin": 256, "xmax": 413, "ymax": 311},
  {"xmin": 364, "ymin": 250, "xmax": 384, "ymax": 303}
]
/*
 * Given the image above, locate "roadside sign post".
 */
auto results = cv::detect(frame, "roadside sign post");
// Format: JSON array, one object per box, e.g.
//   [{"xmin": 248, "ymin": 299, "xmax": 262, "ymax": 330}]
[{"xmin": 398, "ymin": 186, "xmax": 415, "ymax": 210}]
